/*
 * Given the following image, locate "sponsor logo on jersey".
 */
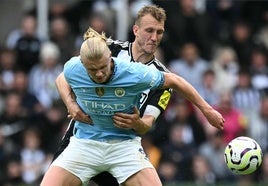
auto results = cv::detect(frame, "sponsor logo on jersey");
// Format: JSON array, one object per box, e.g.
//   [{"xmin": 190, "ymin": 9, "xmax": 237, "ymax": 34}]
[
  {"xmin": 95, "ymin": 87, "xmax": 104, "ymax": 97},
  {"xmin": 81, "ymin": 100, "xmax": 126, "ymax": 115},
  {"xmin": 115, "ymin": 88, "xmax": 125, "ymax": 97},
  {"xmin": 158, "ymin": 90, "xmax": 171, "ymax": 110}
]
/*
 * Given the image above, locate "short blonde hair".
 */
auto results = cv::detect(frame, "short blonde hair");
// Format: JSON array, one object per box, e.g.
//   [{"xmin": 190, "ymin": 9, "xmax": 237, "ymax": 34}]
[
  {"xmin": 135, "ymin": 5, "xmax": 166, "ymax": 26},
  {"xmin": 80, "ymin": 27, "xmax": 110, "ymax": 61}
]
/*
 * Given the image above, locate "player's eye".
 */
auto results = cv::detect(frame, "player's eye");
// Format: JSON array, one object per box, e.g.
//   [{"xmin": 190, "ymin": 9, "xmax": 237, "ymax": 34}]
[
  {"xmin": 146, "ymin": 28, "xmax": 154, "ymax": 33},
  {"xmin": 157, "ymin": 30, "xmax": 164, "ymax": 35}
]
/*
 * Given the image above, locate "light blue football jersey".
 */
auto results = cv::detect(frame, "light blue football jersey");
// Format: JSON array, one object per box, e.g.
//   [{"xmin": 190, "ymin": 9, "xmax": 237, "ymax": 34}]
[{"xmin": 63, "ymin": 56, "xmax": 164, "ymax": 141}]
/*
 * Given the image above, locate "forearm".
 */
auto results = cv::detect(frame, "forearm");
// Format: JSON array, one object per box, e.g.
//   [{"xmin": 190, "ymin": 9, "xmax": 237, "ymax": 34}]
[
  {"xmin": 55, "ymin": 72, "xmax": 76, "ymax": 108},
  {"xmin": 163, "ymin": 73, "xmax": 212, "ymax": 112},
  {"xmin": 113, "ymin": 107, "xmax": 156, "ymax": 135},
  {"xmin": 134, "ymin": 115, "xmax": 155, "ymax": 135},
  {"xmin": 164, "ymin": 73, "xmax": 224, "ymax": 130}
]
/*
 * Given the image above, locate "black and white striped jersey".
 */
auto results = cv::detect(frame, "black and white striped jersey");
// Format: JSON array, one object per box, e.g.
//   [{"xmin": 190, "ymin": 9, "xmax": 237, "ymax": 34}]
[{"xmin": 108, "ymin": 39, "xmax": 172, "ymax": 119}]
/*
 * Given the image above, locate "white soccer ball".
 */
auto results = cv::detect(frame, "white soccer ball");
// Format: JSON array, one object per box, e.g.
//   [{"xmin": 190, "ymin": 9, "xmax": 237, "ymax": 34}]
[{"xmin": 224, "ymin": 136, "xmax": 263, "ymax": 175}]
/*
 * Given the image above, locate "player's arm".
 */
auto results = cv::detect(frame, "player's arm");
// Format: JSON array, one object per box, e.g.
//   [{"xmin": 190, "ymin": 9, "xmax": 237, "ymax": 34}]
[
  {"xmin": 113, "ymin": 89, "xmax": 171, "ymax": 135},
  {"xmin": 55, "ymin": 72, "xmax": 92, "ymax": 124},
  {"xmin": 113, "ymin": 79, "xmax": 172, "ymax": 134},
  {"xmin": 135, "ymin": 114, "xmax": 155, "ymax": 135},
  {"xmin": 56, "ymin": 71, "xmax": 154, "ymax": 132},
  {"xmin": 162, "ymin": 72, "xmax": 225, "ymax": 130},
  {"xmin": 113, "ymin": 107, "xmax": 155, "ymax": 135}
]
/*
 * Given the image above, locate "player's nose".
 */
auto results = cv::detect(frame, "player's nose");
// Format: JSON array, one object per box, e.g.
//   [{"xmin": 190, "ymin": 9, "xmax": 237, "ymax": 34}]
[
  {"xmin": 95, "ymin": 70, "xmax": 103, "ymax": 77},
  {"xmin": 150, "ymin": 32, "xmax": 157, "ymax": 41}
]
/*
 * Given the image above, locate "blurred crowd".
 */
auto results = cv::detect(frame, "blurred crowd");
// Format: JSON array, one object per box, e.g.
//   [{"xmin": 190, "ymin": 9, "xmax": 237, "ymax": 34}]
[{"xmin": 0, "ymin": 0, "xmax": 268, "ymax": 185}]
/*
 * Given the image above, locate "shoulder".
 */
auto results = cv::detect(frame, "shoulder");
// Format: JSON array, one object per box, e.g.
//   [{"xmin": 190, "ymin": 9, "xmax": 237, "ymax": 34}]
[
  {"xmin": 112, "ymin": 57, "xmax": 136, "ymax": 71},
  {"xmin": 113, "ymin": 58, "xmax": 158, "ymax": 76},
  {"xmin": 65, "ymin": 56, "xmax": 81, "ymax": 66},
  {"xmin": 64, "ymin": 56, "xmax": 82, "ymax": 72},
  {"xmin": 108, "ymin": 39, "xmax": 130, "ymax": 57},
  {"xmin": 147, "ymin": 58, "xmax": 170, "ymax": 72}
]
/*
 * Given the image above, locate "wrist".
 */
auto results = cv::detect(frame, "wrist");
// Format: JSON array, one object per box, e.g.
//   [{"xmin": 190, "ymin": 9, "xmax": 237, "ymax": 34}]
[{"xmin": 134, "ymin": 116, "xmax": 154, "ymax": 135}]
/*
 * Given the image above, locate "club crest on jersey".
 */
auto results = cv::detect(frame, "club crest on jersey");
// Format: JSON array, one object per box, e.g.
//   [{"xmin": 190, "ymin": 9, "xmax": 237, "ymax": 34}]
[
  {"xmin": 95, "ymin": 87, "xmax": 104, "ymax": 97},
  {"xmin": 115, "ymin": 88, "xmax": 125, "ymax": 97}
]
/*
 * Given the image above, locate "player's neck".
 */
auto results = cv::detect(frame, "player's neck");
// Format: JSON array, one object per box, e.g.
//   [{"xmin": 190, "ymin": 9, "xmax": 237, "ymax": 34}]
[{"xmin": 131, "ymin": 42, "xmax": 154, "ymax": 63}]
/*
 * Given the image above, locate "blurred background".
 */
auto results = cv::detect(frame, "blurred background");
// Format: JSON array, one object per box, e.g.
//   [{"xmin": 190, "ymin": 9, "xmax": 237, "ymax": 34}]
[{"xmin": 0, "ymin": 0, "xmax": 268, "ymax": 185}]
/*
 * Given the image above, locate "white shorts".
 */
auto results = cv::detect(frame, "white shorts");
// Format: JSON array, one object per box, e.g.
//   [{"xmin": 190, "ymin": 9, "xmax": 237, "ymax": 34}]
[{"xmin": 51, "ymin": 136, "xmax": 153, "ymax": 185}]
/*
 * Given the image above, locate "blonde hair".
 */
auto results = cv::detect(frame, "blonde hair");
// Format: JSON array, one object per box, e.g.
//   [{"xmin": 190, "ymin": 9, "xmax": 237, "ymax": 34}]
[
  {"xmin": 80, "ymin": 27, "xmax": 110, "ymax": 61},
  {"xmin": 135, "ymin": 5, "xmax": 166, "ymax": 25},
  {"xmin": 83, "ymin": 27, "xmax": 107, "ymax": 41}
]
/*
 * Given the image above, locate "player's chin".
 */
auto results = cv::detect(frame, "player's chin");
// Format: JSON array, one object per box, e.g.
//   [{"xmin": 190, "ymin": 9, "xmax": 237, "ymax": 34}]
[
  {"xmin": 145, "ymin": 48, "xmax": 156, "ymax": 55},
  {"xmin": 97, "ymin": 80, "xmax": 106, "ymax": 84},
  {"xmin": 150, "ymin": 44, "xmax": 159, "ymax": 51},
  {"xmin": 94, "ymin": 77, "xmax": 107, "ymax": 84}
]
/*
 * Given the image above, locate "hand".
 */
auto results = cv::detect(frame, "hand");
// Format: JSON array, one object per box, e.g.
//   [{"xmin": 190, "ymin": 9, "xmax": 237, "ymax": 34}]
[
  {"xmin": 67, "ymin": 102, "xmax": 93, "ymax": 125},
  {"xmin": 202, "ymin": 108, "xmax": 225, "ymax": 130},
  {"xmin": 113, "ymin": 107, "xmax": 141, "ymax": 130}
]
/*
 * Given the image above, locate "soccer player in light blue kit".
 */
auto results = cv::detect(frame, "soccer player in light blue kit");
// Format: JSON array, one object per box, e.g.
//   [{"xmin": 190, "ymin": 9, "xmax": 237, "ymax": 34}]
[
  {"xmin": 63, "ymin": 55, "xmax": 162, "ymax": 141},
  {"xmin": 41, "ymin": 32, "xmax": 225, "ymax": 186}
]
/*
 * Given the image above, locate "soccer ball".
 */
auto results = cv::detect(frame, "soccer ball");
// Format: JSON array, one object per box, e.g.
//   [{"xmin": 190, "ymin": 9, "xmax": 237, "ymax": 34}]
[{"xmin": 224, "ymin": 136, "xmax": 263, "ymax": 175}]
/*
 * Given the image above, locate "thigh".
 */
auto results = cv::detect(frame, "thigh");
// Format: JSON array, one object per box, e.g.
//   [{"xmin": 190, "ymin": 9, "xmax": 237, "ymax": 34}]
[
  {"xmin": 52, "ymin": 137, "xmax": 104, "ymax": 184},
  {"xmin": 108, "ymin": 137, "xmax": 155, "ymax": 184},
  {"xmin": 122, "ymin": 168, "xmax": 162, "ymax": 186},
  {"xmin": 41, "ymin": 166, "xmax": 81, "ymax": 186}
]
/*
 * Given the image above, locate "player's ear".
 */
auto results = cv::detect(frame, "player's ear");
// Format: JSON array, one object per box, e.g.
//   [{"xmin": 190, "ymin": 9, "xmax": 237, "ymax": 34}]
[{"xmin": 133, "ymin": 25, "xmax": 138, "ymax": 36}]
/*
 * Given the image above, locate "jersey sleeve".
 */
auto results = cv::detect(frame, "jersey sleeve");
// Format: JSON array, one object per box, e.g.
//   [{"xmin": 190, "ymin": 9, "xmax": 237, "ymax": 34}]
[
  {"xmin": 140, "ymin": 88, "xmax": 172, "ymax": 117},
  {"xmin": 63, "ymin": 58, "xmax": 75, "ymax": 82},
  {"xmin": 63, "ymin": 56, "xmax": 85, "ymax": 86},
  {"xmin": 137, "ymin": 63, "xmax": 165, "ymax": 90}
]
